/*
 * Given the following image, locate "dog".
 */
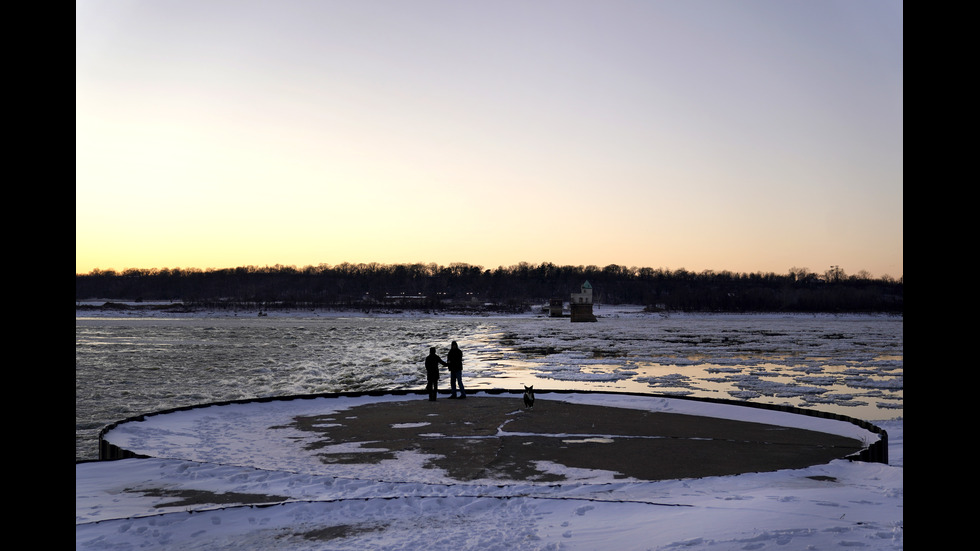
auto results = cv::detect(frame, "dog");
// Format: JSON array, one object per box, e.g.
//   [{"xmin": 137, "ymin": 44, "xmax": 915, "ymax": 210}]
[{"xmin": 522, "ymin": 385, "xmax": 534, "ymax": 409}]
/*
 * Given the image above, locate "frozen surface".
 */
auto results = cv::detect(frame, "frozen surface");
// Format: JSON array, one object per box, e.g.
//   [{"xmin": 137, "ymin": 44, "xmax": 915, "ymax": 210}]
[{"xmin": 78, "ymin": 393, "xmax": 902, "ymax": 550}]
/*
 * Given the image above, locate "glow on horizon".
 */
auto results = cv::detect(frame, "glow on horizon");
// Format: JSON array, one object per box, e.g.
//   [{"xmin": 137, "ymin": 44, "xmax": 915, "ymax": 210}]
[{"xmin": 76, "ymin": 1, "xmax": 903, "ymax": 279}]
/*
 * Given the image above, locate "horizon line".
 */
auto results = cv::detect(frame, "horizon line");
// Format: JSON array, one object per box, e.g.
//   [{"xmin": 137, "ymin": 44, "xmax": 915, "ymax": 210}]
[{"xmin": 76, "ymin": 261, "xmax": 902, "ymax": 280}]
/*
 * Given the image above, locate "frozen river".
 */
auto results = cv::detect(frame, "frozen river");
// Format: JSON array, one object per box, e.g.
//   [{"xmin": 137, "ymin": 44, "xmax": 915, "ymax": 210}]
[{"xmin": 75, "ymin": 308, "xmax": 902, "ymax": 461}]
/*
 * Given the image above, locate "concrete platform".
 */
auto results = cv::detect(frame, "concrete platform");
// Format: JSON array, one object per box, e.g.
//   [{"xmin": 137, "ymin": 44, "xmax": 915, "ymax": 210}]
[
  {"xmin": 83, "ymin": 391, "xmax": 897, "ymax": 550},
  {"xmin": 284, "ymin": 394, "xmax": 866, "ymax": 482}
]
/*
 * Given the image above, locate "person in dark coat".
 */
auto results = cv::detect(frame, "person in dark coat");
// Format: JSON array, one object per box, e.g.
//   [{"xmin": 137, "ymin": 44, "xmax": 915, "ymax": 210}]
[
  {"xmin": 424, "ymin": 347, "xmax": 447, "ymax": 401},
  {"xmin": 447, "ymin": 340, "xmax": 465, "ymax": 399}
]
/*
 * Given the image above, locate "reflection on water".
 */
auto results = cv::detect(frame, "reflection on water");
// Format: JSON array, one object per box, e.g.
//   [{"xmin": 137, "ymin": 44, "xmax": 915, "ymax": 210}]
[
  {"xmin": 464, "ymin": 314, "xmax": 902, "ymax": 421},
  {"xmin": 76, "ymin": 313, "xmax": 902, "ymax": 460}
]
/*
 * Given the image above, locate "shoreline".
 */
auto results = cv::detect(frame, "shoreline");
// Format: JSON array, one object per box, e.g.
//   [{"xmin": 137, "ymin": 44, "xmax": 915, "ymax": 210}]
[{"xmin": 75, "ymin": 301, "xmax": 903, "ymax": 320}]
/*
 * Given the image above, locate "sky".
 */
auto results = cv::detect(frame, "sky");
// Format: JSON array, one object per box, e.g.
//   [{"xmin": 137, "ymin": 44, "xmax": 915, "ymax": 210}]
[{"xmin": 76, "ymin": 0, "xmax": 903, "ymax": 278}]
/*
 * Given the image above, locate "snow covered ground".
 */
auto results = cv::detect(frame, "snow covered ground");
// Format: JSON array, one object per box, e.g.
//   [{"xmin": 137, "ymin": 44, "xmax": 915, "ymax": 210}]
[{"xmin": 76, "ymin": 392, "xmax": 902, "ymax": 550}]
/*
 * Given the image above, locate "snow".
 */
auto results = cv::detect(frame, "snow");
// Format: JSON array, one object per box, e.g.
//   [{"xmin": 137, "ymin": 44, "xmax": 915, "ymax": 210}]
[{"xmin": 76, "ymin": 392, "xmax": 902, "ymax": 550}]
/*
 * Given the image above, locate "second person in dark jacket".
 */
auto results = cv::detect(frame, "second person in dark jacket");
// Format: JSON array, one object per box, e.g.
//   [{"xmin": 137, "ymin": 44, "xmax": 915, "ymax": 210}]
[{"xmin": 447, "ymin": 340, "xmax": 465, "ymax": 399}]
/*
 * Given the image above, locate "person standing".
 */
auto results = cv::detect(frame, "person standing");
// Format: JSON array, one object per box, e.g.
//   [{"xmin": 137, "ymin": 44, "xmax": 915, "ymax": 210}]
[
  {"xmin": 447, "ymin": 340, "xmax": 465, "ymax": 399},
  {"xmin": 424, "ymin": 347, "xmax": 447, "ymax": 401}
]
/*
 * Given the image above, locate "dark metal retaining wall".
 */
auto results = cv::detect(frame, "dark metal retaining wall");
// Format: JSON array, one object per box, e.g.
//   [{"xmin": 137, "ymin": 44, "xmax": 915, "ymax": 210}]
[{"xmin": 98, "ymin": 389, "xmax": 889, "ymax": 464}]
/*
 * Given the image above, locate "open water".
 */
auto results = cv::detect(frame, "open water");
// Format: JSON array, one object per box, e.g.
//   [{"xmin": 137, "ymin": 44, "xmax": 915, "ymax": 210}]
[{"xmin": 75, "ymin": 310, "xmax": 902, "ymax": 461}]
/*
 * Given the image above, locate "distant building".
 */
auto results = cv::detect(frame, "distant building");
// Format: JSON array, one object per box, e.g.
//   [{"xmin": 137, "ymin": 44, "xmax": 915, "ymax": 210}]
[
  {"xmin": 548, "ymin": 298, "xmax": 564, "ymax": 317},
  {"xmin": 570, "ymin": 281, "xmax": 597, "ymax": 322}
]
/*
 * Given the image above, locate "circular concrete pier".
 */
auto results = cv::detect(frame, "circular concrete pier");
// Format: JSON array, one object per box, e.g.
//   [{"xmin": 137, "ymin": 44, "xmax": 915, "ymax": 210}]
[{"xmin": 99, "ymin": 390, "xmax": 886, "ymax": 483}]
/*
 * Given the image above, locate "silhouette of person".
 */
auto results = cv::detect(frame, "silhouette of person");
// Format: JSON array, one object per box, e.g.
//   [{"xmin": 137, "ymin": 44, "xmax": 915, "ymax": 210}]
[
  {"xmin": 424, "ymin": 347, "xmax": 447, "ymax": 401},
  {"xmin": 447, "ymin": 340, "xmax": 465, "ymax": 399}
]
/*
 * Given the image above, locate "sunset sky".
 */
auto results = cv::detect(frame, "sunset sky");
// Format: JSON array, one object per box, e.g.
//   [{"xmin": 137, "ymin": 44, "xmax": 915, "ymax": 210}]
[{"xmin": 76, "ymin": 1, "xmax": 903, "ymax": 278}]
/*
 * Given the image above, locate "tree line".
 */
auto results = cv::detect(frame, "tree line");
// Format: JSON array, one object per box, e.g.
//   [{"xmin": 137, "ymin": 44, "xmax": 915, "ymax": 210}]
[{"xmin": 75, "ymin": 262, "xmax": 903, "ymax": 313}]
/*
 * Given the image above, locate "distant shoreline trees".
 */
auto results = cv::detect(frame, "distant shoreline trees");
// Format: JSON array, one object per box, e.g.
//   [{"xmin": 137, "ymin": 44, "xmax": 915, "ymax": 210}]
[{"xmin": 75, "ymin": 262, "xmax": 903, "ymax": 314}]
